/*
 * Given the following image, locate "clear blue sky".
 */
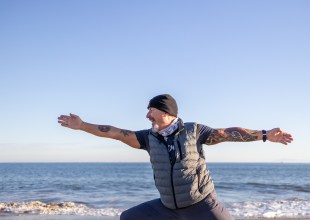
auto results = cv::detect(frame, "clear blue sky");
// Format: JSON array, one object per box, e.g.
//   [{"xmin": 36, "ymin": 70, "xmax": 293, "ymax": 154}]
[{"xmin": 0, "ymin": 0, "xmax": 309, "ymax": 162}]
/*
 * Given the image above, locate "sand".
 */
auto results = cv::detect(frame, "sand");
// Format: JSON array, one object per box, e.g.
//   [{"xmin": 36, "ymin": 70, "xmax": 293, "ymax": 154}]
[
  {"xmin": 0, "ymin": 215, "xmax": 117, "ymax": 220},
  {"xmin": 0, "ymin": 215, "xmax": 309, "ymax": 220}
]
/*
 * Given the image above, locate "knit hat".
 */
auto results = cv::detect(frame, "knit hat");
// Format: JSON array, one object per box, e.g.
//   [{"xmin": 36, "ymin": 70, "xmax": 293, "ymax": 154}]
[{"xmin": 148, "ymin": 94, "xmax": 178, "ymax": 117}]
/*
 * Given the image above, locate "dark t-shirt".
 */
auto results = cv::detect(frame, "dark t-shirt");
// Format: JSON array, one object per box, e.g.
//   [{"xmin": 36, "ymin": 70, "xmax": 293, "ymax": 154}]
[{"xmin": 135, "ymin": 124, "xmax": 213, "ymax": 153}]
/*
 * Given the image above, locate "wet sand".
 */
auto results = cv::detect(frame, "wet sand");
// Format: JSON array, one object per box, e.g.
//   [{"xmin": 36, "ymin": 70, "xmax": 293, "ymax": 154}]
[
  {"xmin": 0, "ymin": 216, "xmax": 309, "ymax": 220},
  {"xmin": 0, "ymin": 215, "xmax": 117, "ymax": 220}
]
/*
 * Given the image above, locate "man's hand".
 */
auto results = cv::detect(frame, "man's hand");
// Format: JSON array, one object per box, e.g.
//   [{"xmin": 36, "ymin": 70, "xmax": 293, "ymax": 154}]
[
  {"xmin": 267, "ymin": 128, "xmax": 293, "ymax": 145},
  {"xmin": 58, "ymin": 113, "xmax": 83, "ymax": 130}
]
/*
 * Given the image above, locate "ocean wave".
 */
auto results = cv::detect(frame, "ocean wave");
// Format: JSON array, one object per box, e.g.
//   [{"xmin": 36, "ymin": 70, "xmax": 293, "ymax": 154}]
[
  {"xmin": 1, "ymin": 199, "xmax": 310, "ymax": 218},
  {"xmin": 227, "ymin": 199, "xmax": 310, "ymax": 218},
  {"xmin": 0, "ymin": 201, "xmax": 124, "ymax": 216},
  {"xmin": 246, "ymin": 182, "xmax": 310, "ymax": 193},
  {"xmin": 216, "ymin": 182, "xmax": 310, "ymax": 194}
]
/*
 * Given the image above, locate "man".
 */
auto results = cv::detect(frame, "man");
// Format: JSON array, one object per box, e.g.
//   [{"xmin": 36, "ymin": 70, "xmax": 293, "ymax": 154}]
[{"xmin": 58, "ymin": 94, "xmax": 293, "ymax": 220}]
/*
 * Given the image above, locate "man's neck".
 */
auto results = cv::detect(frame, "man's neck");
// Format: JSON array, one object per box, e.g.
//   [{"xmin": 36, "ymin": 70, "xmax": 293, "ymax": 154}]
[{"xmin": 158, "ymin": 118, "xmax": 179, "ymax": 137}]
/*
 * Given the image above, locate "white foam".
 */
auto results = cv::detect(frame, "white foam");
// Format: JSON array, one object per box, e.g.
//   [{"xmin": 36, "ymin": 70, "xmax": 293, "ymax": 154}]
[
  {"xmin": 227, "ymin": 199, "xmax": 310, "ymax": 218},
  {"xmin": 1, "ymin": 199, "xmax": 310, "ymax": 218},
  {"xmin": 0, "ymin": 201, "xmax": 124, "ymax": 216}
]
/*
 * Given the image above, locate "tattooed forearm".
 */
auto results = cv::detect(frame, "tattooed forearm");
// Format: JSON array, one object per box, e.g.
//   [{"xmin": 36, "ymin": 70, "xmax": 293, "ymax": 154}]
[
  {"xmin": 206, "ymin": 129, "xmax": 224, "ymax": 145},
  {"xmin": 206, "ymin": 127, "xmax": 259, "ymax": 145},
  {"xmin": 120, "ymin": 129, "xmax": 133, "ymax": 137},
  {"xmin": 98, "ymin": 125, "xmax": 111, "ymax": 133},
  {"xmin": 97, "ymin": 126, "xmax": 133, "ymax": 138},
  {"xmin": 224, "ymin": 127, "xmax": 258, "ymax": 142}
]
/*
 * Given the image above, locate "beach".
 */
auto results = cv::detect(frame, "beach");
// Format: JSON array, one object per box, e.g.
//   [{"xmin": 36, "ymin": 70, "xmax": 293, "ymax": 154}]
[
  {"xmin": 0, "ymin": 215, "xmax": 117, "ymax": 220},
  {"xmin": 1, "ymin": 216, "xmax": 310, "ymax": 220}
]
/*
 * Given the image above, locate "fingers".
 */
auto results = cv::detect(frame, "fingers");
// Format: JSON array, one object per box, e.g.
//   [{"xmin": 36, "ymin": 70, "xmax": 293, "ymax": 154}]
[
  {"xmin": 58, "ymin": 117, "xmax": 67, "ymax": 124},
  {"xmin": 70, "ymin": 113, "xmax": 78, "ymax": 119},
  {"xmin": 279, "ymin": 131, "xmax": 293, "ymax": 145},
  {"xmin": 280, "ymin": 139, "xmax": 290, "ymax": 145},
  {"xmin": 283, "ymin": 133, "xmax": 293, "ymax": 142},
  {"xmin": 57, "ymin": 114, "xmax": 71, "ymax": 127},
  {"xmin": 58, "ymin": 114, "xmax": 76, "ymax": 121},
  {"xmin": 58, "ymin": 115, "xmax": 70, "ymax": 121},
  {"xmin": 58, "ymin": 113, "xmax": 82, "ymax": 130},
  {"xmin": 58, "ymin": 119, "xmax": 69, "ymax": 127},
  {"xmin": 60, "ymin": 123, "xmax": 69, "ymax": 128}
]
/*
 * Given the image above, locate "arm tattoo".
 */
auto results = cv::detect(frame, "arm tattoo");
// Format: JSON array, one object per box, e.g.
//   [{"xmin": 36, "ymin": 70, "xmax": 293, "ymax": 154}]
[
  {"xmin": 120, "ymin": 129, "xmax": 133, "ymax": 137},
  {"xmin": 98, "ymin": 125, "xmax": 111, "ymax": 133},
  {"xmin": 224, "ymin": 127, "xmax": 258, "ymax": 142},
  {"xmin": 206, "ymin": 127, "xmax": 258, "ymax": 145},
  {"xmin": 206, "ymin": 129, "xmax": 225, "ymax": 145}
]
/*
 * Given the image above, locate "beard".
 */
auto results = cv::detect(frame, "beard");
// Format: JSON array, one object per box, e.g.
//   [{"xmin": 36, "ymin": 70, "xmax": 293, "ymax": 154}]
[{"xmin": 152, "ymin": 124, "xmax": 160, "ymax": 133}]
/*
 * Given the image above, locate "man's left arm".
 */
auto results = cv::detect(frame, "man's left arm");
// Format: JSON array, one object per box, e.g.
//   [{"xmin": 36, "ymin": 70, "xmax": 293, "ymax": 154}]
[{"xmin": 205, "ymin": 127, "xmax": 293, "ymax": 145}]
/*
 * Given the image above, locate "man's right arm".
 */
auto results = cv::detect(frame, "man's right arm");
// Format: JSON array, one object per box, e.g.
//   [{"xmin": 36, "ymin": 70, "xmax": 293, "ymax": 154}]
[{"xmin": 58, "ymin": 113, "xmax": 141, "ymax": 149}]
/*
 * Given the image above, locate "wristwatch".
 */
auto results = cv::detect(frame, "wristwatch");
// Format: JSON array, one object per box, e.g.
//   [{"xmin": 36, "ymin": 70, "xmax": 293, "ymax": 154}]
[{"xmin": 262, "ymin": 130, "xmax": 267, "ymax": 142}]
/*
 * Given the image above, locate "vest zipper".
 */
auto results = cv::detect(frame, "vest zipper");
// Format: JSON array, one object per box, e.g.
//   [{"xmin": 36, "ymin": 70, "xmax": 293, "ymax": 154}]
[
  {"xmin": 170, "ymin": 163, "xmax": 178, "ymax": 209},
  {"xmin": 165, "ymin": 138, "xmax": 178, "ymax": 209},
  {"xmin": 167, "ymin": 139, "xmax": 178, "ymax": 209}
]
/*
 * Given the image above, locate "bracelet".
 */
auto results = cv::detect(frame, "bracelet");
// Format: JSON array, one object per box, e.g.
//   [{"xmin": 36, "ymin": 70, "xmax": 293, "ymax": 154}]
[{"xmin": 262, "ymin": 130, "xmax": 267, "ymax": 142}]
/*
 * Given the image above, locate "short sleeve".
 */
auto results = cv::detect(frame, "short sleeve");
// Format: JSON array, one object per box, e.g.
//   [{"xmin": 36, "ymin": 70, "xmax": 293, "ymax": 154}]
[
  {"xmin": 196, "ymin": 124, "xmax": 213, "ymax": 145},
  {"xmin": 135, "ymin": 129, "xmax": 150, "ymax": 152}
]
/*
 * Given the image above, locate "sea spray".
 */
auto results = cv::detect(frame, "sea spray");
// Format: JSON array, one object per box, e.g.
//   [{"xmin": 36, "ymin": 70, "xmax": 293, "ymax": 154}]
[{"xmin": 0, "ymin": 201, "xmax": 124, "ymax": 216}]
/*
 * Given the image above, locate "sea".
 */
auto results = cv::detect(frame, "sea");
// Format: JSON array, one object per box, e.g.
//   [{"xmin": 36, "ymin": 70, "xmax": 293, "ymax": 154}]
[{"xmin": 0, "ymin": 163, "xmax": 309, "ymax": 219}]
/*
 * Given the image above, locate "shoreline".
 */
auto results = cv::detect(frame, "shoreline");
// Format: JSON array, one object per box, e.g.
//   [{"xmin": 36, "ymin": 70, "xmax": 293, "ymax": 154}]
[{"xmin": 0, "ymin": 215, "xmax": 310, "ymax": 220}]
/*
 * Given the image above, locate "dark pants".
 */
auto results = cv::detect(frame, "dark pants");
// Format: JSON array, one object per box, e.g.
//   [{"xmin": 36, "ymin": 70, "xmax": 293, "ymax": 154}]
[{"xmin": 120, "ymin": 191, "xmax": 234, "ymax": 220}]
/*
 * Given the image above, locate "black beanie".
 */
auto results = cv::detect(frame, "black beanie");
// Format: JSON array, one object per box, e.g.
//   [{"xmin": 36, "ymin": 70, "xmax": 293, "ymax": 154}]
[{"xmin": 148, "ymin": 94, "xmax": 178, "ymax": 117}]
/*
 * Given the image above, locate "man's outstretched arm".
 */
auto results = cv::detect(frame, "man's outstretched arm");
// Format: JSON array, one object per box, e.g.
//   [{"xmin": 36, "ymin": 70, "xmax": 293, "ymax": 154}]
[
  {"xmin": 58, "ymin": 113, "xmax": 141, "ymax": 149},
  {"xmin": 205, "ymin": 127, "xmax": 293, "ymax": 145}
]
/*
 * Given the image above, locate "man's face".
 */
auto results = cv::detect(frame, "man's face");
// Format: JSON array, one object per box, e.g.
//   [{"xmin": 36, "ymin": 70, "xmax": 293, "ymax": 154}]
[{"xmin": 146, "ymin": 107, "xmax": 166, "ymax": 132}]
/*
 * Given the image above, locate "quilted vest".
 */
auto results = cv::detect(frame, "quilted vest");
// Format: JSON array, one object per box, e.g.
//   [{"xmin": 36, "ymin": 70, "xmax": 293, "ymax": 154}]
[{"xmin": 148, "ymin": 120, "xmax": 214, "ymax": 209}]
